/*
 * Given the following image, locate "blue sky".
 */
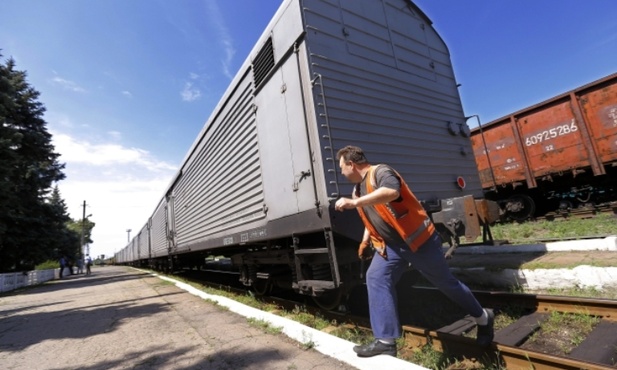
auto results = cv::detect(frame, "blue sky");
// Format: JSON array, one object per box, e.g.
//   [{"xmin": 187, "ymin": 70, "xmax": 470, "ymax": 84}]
[{"xmin": 1, "ymin": 0, "xmax": 616, "ymax": 259}]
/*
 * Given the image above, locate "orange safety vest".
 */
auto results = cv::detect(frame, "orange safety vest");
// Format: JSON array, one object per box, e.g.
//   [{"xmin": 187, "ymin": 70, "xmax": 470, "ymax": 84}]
[{"xmin": 355, "ymin": 165, "xmax": 435, "ymax": 257}]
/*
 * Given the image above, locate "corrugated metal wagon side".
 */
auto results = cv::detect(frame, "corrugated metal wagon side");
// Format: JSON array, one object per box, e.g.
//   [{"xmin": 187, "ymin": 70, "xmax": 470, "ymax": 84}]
[
  {"xmin": 148, "ymin": 198, "xmax": 169, "ymax": 269},
  {"xmin": 116, "ymin": 0, "xmax": 500, "ymax": 306},
  {"xmin": 136, "ymin": 222, "xmax": 149, "ymax": 266}
]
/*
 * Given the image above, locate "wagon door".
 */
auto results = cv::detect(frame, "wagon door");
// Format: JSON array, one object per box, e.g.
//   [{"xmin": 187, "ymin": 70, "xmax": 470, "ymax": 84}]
[{"xmin": 254, "ymin": 46, "xmax": 316, "ymax": 220}]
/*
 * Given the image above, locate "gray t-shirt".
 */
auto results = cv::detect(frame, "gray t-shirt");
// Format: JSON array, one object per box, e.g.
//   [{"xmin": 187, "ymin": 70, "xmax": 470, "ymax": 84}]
[{"xmin": 355, "ymin": 165, "xmax": 407, "ymax": 246}]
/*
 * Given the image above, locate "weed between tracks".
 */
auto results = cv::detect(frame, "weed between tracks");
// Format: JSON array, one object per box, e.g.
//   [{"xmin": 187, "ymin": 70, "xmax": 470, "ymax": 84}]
[{"xmin": 521, "ymin": 311, "xmax": 600, "ymax": 355}]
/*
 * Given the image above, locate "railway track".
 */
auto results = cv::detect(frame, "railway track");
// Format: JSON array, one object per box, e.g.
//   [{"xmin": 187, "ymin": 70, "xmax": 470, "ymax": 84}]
[
  {"xmin": 403, "ymin": 287, "xmax": 617, "ymax": 369},
  {"xmin": 173, "ymin": 268, "xmax": 617, "ymax": 369},
  {"xmin": 536, "ymin": 201, "xmax": 617, "ymax": 221}
]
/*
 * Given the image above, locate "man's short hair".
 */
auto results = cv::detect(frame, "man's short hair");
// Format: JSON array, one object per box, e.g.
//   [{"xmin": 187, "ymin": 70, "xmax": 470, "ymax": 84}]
[{"xmin": 336, "ymin": 145, "xmax": 368, "ymax": 164}]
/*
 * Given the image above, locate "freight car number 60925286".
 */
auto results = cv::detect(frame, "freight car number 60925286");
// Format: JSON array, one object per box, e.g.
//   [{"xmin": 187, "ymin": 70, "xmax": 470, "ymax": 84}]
[{"xmin": 524, "ymin": 119, "xmax": 578, "ymax": 147}]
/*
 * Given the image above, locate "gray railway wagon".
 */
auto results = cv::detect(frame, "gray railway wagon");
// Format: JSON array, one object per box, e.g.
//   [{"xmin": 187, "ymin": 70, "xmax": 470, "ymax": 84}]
[{"xmin": 116, "ymin": 0, "xmax": 496, "ymax": 307}]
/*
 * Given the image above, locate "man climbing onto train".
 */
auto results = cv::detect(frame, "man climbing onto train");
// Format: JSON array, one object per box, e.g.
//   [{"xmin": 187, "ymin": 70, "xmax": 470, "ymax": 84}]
[{"xmin": 334, "ymin": 145, "xmax": 494, "ymax": 357}]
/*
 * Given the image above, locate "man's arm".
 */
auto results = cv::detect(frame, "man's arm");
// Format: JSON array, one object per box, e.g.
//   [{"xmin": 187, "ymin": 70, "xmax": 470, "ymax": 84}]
[{"xmin": 335, "ymin": 187, "xmax": 399, "ymax": 211}]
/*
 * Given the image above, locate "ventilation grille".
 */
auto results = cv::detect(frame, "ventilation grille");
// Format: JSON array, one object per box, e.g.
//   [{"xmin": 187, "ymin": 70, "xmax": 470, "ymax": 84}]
[{"xmin": 252, "ymin": 37, "xmax": 275, "ymax": 87}]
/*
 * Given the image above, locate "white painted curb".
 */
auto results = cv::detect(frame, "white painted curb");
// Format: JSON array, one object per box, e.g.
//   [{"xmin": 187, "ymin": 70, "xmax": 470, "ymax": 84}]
[{"xmin": 452, "ymin": 236, "xmax": 617, "ymax": 254}]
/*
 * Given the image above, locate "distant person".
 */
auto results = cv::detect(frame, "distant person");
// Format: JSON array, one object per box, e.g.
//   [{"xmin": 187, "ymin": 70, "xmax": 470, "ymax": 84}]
[
  {"xmin": 334, "ymin": 145, "xmax": 494, "ymax": 357},
  {"xmin": 59, "ymin": 256, "xmax": 69, "ymax": 278},
  {"xmin": 76, "ymin": 257, "xmax": 84, "ymax": 274},
  {"xmin": 85, "ymin": 255, "xmax": 93, "ymax": 276}
]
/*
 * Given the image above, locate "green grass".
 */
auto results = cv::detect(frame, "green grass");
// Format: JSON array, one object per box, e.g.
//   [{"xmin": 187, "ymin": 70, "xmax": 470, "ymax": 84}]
[
  {"xmin": 484, "ymin": 213, "xmax": 616, "ymax": 244},
  {"xmin": 528, "ymin": 286, "xmax": 617, "ymax": 299},
  {"xmin": 286, "ymin": 305, "xmax": 331, "ymax": 330},
  {"xmin": 246, "ymin": 317, "xmax": 282, "ymax": 335},
  {"xmin": 403, "ymin": 345, "xmax": 452, "ymax": 369},
  {"xmin": 524, "ymin": 310, "xmax": 600, "ymax": 355},
  {"xmin": 35, "ymin": 260, "xmax": 60, "ymax": 270}
]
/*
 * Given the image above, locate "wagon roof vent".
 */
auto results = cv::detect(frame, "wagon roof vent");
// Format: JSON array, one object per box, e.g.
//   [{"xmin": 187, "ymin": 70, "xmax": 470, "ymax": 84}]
[{"xmin": 252, "ymin": 37, "xmax": 275, "ymax": 88}]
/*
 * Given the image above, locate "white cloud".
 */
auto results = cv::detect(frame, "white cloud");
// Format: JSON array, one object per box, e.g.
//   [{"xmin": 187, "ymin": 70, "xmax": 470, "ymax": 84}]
[
  {"xmin": 107, "ymin": 130, "xmax": 122, "ymax": 140},
  {"xmin": 181, "ymin": 81, "xmax": 202, "ymax": 102},
  {"xmin": 51, "ymin": 131, "xmax": 177, "ymax": 260},
  {"xmin": 121, "ymin": 90, "xmax": 133, "ymax": 98},
  {"xmin": 47, "ymin": 112, "xmax": 75, "ymax": 129},
  {"xmin": 204, "ymin": 0, "xmax": 236, "ymax": 80},
  {"xmin": 53, "ymin": 133, "xmax": 176, "ymax": 171},
  {"xmin": 50, "ymin": 76, "xmax": 87, "ymax": 93},
  {"xmin": 59, "ymin": 177, "xmax": 170, "ymax": 259}
]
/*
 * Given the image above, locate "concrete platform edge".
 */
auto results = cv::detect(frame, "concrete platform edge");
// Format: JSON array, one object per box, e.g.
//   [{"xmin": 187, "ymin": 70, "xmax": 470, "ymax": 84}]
[{"xmin": 453, "ymin": 236, "xmax": 617, "ymax": 254}]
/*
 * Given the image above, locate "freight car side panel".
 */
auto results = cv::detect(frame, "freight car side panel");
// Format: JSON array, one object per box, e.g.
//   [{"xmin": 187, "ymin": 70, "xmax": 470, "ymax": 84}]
[
  {"xmin": 516, "ymin": 101, "xmax": 588, "ymax": 178},
  {"xmin": 471, "ymin": 122, "xmax": 527, "ymax": 188},
  {"xmin": 137, "ymin": 222, "xmax": 149, "ymax": 260},
  {"xmin": 171, "ymin": 72, "xmax": 266, "ymax": 253},
  {"xmin": 128, "ymin": 238, "xmax": 138, "ymax": 263},
  {"xmin": 150, "ymin": 199, "xmax": 168, "ymax": 258},
  {"xmin": 580, "ymin": 83, "xmax": 617, "ymax": 164},
  {"xmin": 305, "ymin": 0, "xmax": 483, "ymax": 202}
]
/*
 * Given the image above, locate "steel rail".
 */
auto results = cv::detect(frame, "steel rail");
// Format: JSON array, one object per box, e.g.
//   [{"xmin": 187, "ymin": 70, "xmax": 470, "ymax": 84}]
[{"xmin": 405, "ymin": 287, "xmax": 617, "ymax": 369}]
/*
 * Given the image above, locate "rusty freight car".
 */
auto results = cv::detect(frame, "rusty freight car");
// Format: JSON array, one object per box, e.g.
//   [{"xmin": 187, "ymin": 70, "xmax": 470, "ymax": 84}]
[{"xmin": 470, "ymin": 72, "xmax": 617, "ymax": 220}]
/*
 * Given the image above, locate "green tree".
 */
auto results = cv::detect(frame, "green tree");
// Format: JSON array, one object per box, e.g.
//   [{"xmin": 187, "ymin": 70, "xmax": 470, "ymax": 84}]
[
  {"xmin": 66, "ymin": 216, "xmax": 95, "ymax": 255},
  {"xmin": 0, "ymin": 55, "xmax": 67, "ymax": 271},
  {"xmin": 46, "ymin": 186, "xmax": 81, "ymax": 260}
]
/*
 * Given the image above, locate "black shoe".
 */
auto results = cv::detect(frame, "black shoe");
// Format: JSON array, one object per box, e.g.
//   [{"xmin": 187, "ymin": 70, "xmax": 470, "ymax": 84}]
[
  {"xmin": 476, "ymin": 309, "xmax": 495, "ymax": 347},
  {"xmin": 353, "ymin": 339, "xmax": 396, "ymax": 357}
]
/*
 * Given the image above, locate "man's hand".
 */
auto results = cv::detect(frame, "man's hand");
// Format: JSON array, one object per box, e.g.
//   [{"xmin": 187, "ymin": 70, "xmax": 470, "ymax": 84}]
[
  {"xmin": 335, "ymin": 197, "xmax": 356, "ymax": 211},
  {"xmin": 358, "ymin": 240, "xmax": 373, "ymax": 260}
]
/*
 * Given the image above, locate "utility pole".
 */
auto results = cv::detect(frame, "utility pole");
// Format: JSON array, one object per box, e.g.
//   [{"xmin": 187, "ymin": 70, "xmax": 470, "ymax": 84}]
[
  {"xmin": 80, "ymin": 201, "xmax": 86, "ymax": 259},
  {"xmin": 80, "ymin": 201, "xmax": 92, "ymax": 258}
]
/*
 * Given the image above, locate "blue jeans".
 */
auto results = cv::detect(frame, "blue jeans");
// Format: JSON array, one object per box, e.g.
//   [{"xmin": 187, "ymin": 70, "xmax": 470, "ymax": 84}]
[{"xmin": 366, "ymin": 232, "xmax": 483, "ymax": 339}]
